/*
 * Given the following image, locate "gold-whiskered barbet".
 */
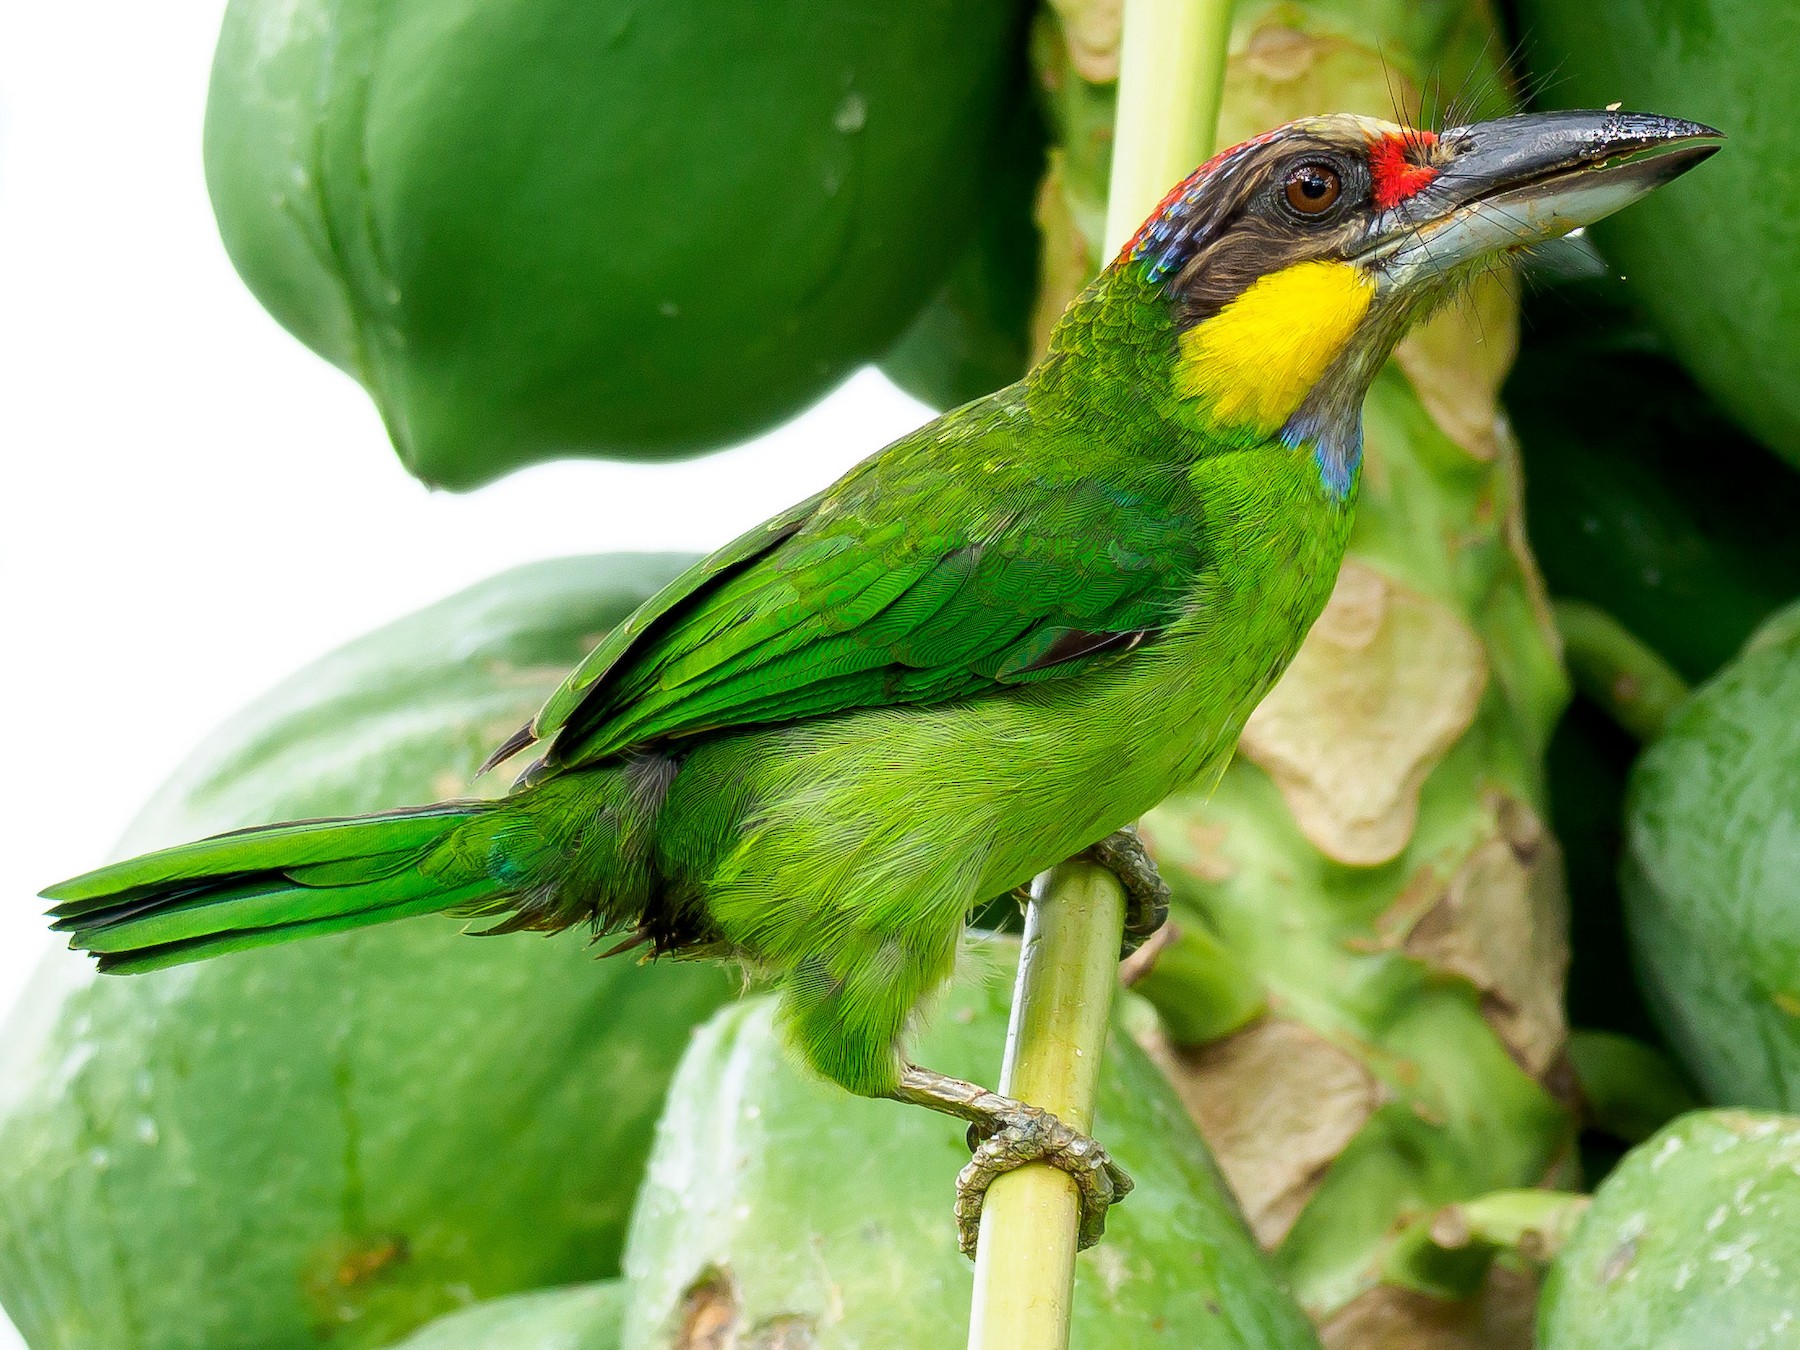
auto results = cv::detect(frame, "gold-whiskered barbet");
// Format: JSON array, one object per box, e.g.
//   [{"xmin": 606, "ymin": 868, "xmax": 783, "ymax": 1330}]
[{"xmin": 44, "ymin": 109, "xmax": 1718, "ymax": 1253}]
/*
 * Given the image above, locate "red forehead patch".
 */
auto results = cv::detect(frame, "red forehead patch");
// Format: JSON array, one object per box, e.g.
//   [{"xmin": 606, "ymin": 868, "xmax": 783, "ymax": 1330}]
[{"xmin": 1369, "ymin": 131, "xmax": 1439, "ymax": 210}]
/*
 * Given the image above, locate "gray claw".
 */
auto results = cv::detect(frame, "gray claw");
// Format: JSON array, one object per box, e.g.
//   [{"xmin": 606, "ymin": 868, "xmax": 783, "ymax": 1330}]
[
  {"xmin": 1085, "ymin": 825, "xmax": 1171, "ymax": 956},
  {"xmin": 954, "ymin": 1104, "xmax": 1134, "ymax": 1258}
]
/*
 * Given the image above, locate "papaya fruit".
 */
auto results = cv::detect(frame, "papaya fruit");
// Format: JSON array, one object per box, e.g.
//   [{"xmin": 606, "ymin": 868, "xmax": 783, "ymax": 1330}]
[
  {"xmin": 392, "ymin": 1283, "xmax": 624, "ymax": 1350},
  {"xmin": 0, "ymin": 555, "xmax": 734, "ymax": 1350},
  {"xmin": 1505, "ymin": 279, "xmax": 1800, "ymax": 1093},
  {"xmin": 1540, "ymin": 1110, "xmax": 1800, "ymax": 1348},
  {"xmin": 1507, "ymin": 285, "xmax": 1800, "ymax": 684},
  {"xmin": 620, "ymin": 968, "xmax": 1320, "ymax": 1348},
  {"xmin": 1622, "ymin": 600, "xmax": 1800, "ymax": 1111},
  {"xmin": 1516, "ymin": 0, "xmax": 1800, "ymax": 469},
  {"xmin": 878, "ymin": 95, "xmax": 1045, "ymax": 411},
  {"xmin": 205, "ymin": 0, "xmax": 1031, "ymax": 488}
]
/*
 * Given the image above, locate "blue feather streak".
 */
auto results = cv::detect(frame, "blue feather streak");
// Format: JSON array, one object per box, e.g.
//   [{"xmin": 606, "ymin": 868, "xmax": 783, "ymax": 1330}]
[{"xmin": 1281, "ymin": 409, "xmax": 1362, "ymax": 500}]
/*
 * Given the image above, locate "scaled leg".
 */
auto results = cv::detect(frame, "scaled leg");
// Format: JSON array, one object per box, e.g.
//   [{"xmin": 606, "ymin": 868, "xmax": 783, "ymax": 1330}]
[{"xmin": 888, "ymin": 1062, "xmax": 1133, "ymax": 1257}]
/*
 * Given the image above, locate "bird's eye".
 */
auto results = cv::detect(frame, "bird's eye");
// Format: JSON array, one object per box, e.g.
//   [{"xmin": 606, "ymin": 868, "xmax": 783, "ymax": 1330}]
[{"xmin": 1283, "ymin": 163, "xmax": 1342, "ymax": 217}]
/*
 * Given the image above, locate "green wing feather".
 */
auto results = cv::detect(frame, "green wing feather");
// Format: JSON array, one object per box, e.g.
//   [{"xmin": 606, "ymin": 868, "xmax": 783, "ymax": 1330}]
[
  {"xmin": 480, "ymin": 492, "xmax": 824, "ymax": 771},
  {"xmin": 506, "ymin": 397, "xmax": 1210, "ymax": 772}
]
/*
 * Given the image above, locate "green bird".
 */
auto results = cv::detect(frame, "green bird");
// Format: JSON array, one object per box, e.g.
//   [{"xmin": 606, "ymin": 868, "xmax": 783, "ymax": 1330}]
[{"xmin": 45, "ymin": 109, "xmax": 1715, "ymax": 1253}]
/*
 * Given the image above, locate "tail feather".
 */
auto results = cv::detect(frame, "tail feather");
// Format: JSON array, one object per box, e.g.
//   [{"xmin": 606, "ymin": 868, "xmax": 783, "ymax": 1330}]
[
  {"xmin": 44, "ymin": 802, "xmax": 502, "ymax": 975},
  {"xmin": 42, "ymin": 803, "xmax": 481, "ymax": 911}
]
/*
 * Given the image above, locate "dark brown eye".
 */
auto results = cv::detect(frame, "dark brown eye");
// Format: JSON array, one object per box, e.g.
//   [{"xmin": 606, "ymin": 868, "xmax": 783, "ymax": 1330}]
[{"xmin": 1284, "ymin": 163, "xmax": 1342, "ymax": 216}]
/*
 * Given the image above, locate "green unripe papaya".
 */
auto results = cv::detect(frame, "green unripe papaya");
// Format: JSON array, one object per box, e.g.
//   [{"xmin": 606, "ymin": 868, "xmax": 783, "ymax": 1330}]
[
  {"xmin": 0, "ymin": 555, "xmax": 734, "ymax": 1350},
  {"xmin": 1623, "ymin": 601, "xmax": 1800, "ymax": 1110},
  {"xmin": 1505, "ymin": 277, "xmax": 1800, "ymax": 1058},
  {"xmin": 620, "ymin": 967, "xmax": 1321, "ymax": 1349},
  {"xmin": 1507, "ymin": 287, "xmax": 1800, "ymax": 684},
  {"xmin": 1540, "ymin": 1110, "xmax": 1800, "ymax": 1348},
  {"xmin": 1516, "ymin": 0, "xmax": 1800, "ymax": 468},
  {"xmin": 205, "ymin": 0, "xmax": 1030, "ymax": 489},
  {"xmin": 392, "ymin": 1283, "xmax": 624, "ymax": 1350},
  {"xmin": 879, "ymin": 96, "xmax": 1045, "ymax": 411}
]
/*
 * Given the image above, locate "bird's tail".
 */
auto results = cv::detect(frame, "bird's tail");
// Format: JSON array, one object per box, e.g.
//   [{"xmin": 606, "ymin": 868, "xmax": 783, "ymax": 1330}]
[{"xmin": 43, "ymin": 801, "xmax": 508, "ymax": 974}]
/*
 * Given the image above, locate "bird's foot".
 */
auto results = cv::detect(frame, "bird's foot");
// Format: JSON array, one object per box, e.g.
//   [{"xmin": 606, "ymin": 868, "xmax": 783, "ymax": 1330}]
[
  {"xmin": 888, "ymin": 1063, "xmax": 1132, "ymax": 1259},
  {"xmin": 1084, "ymin": 825, "xmax": 1170, "ymax": 956},
  {"xmin": 956, "ymin": 1103, "xmax": 1133, "ymax": 1258}
]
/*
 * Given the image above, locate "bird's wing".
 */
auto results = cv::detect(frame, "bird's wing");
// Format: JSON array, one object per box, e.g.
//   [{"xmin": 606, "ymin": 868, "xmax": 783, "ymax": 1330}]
[{"xmin": 500, "ymin": 405, "xmax": 1207, "ymax": 773}]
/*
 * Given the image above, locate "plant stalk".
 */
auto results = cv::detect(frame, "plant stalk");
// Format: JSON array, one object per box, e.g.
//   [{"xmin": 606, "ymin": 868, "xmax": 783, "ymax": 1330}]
[
  {"xmin": 1565, "ymin": 1028, "xmax": 1699, "ymax": 1146},
  {"xmin": 1554, "ymin": 599, "xmax": 1691, "ymax": 741},
  {"xmin": 967, "ymin": 861, "xmax": 1125, "ymax": 1349},
  {"xmin": 969, "ymin": 4, "xmax": 1233, "ymax": 1346},
  {"xmin": 1103, "ymin": 0, "xmax": 1235, "ymax": 256}
]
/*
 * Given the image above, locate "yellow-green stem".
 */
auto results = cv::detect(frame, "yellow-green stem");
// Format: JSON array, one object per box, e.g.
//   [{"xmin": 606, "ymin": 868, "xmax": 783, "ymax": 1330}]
[
  {"xmin": 1102, "ymin": 0, "xmax": 1235, "ymax": 256},
  {"xmin": 1554, "ymin": 599, "xmax": 1691, "ymax": 741},
  {"xmin": 1383, "ymin": 1188, "xmax": 1592, "ymax": 1298},
  {"xmin": 969, "ymin": 6, "xmax": 1233, "ymax": 1344},
  {"xmin": 967, "ymin": 862, "xmax": 1125, "ymax": 1350}
]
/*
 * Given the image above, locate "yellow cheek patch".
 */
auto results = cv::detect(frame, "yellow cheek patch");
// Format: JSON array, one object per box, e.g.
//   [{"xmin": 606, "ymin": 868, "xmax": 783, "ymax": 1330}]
[{"xmin": 1176, "ymin": 260, "xmax": 1376, "ymax": 434}]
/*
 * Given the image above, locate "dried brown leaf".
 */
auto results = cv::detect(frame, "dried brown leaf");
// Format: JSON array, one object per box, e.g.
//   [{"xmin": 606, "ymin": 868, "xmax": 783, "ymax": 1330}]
[
  {"xmin": 677, "ymin": 1270, "xmax": 740, "ymax": 1350},
  {"xmin": 1217, "ymin": 23, "xmax": 1420, "ymax": 146},
  {"xmin": 1399, "ymin": 798, "xmax": 1570, "ymax": 1077},
  {"xmin": 1240, "ymin": 562, "xmax": 1488, "ymax": 866},
  {"xmin": 1046, "ymin": 0, "xmax": 1122, "ymax": 82},
  {"xmin": 1140, "ymin": 1018, "xmax": 1379, "ymax": 1247}
]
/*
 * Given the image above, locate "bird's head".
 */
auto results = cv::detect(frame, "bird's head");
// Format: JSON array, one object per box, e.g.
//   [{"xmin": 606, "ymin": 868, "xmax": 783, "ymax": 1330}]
[{"xmin": 1091, "ymin": 109, "xmax": 1720, "ymax": 494}]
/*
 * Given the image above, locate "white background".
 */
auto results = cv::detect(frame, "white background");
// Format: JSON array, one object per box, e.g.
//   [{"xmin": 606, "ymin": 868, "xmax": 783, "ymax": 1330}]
[{"xmin": 0, "ymin": 6, "xmax": 931, "ymax": 1346}]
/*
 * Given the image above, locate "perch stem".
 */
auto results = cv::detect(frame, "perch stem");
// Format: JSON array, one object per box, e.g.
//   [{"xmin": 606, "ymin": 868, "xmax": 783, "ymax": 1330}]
[
  {"xmin": 1102, "ymin": 0, "xmax": 1235, "ymax": 257},
  {"xmin": 966, "ymin": 861, "xmax": 1126, "ymax": 1349}
]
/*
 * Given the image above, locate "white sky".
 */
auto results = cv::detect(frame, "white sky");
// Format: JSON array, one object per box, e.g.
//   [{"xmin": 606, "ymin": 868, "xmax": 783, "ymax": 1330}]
[{"xmin": 0, "ymin": 6, "xmax": 932, "ymax": 1345}]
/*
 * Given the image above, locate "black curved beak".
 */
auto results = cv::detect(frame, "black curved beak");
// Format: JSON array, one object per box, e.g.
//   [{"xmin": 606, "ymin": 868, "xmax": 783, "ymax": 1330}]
[{"xmin": 1365, "ymin": 110, "xmax": 1723, "ymax": 283}]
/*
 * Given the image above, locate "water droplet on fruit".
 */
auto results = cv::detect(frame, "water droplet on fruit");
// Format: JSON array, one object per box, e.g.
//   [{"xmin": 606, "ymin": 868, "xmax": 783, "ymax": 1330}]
[{"xmin": 834, "ymin": 92, "xmax": 867, "ymax": 134}]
